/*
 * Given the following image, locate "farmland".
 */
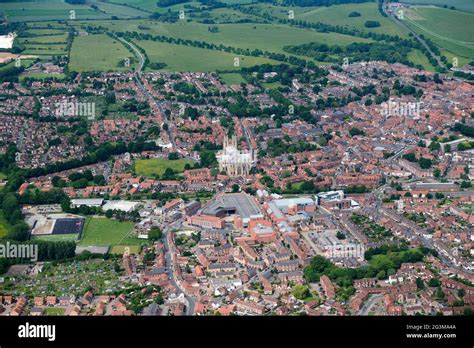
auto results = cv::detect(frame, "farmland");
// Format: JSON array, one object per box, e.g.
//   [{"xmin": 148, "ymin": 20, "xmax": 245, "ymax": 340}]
[
  {"xmin": 75, "ymin": 20, "xmax": 373, "ymax": 54},
  {"xmin": 257, "ymin": 2, "xmax": 407, "ymax": 37},
  {"xmin": 0, "ymin": 0, "xmax": 149, "ymax": 22},
  {"xmin": 134, "ymin": 157, "xmax": 194, "ymax": 177},
  {"xmin": 69, "ymin": 34, "xmax": 134, "ymax": 72},
  {"xmin": 403, "ymin": 6, "xmax": 474, "ymax": 62},
  {"xmin": 400, "ymin": 0, "xmax": 474, "ymax": 14},
  {"xmin": 78, "ymin": 217, "xmax": 137, "ymax": 247},
  {"xmin": 136, "ymin": 39, "xmax": 279, "ymax": 72}
]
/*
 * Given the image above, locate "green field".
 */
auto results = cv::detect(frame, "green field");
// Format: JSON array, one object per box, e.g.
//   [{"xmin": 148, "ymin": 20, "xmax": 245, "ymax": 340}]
[
  {"xmin": 77, "ymin": 21, "xmax": 373, "ymax": 55},
  {"xmin": 134, "ymin": 157, "xmax": 194, "ymax": 177},
  {"xmin": 45, "ymin": 307, "xmax": 66, "ymax": 316},
  {"xmin": 69, "ymin": 34, "xmax": 134, "ymax": 72},
  {"xmin": 33, "ymin": 233, "xmax": 78, "ymax": 242},
  {"xmin": 219, "ymin": 72, "xmax": 246, "ymax": 85},
  {"xmin": 20, "ymin": 72, "xmax": 66, "ymax": 80},
  {"xmin": 403, "ymin": 7, "xmax": 474, "ymax": 62},
  {"xmin": 0, "ymin": 0, "xmax": 149, "ymax": 21},
  {"xmin": 110, "ymin": 244, "xmax": 141, "ymax": 255},
  {"xmin": 137, "ymin": 39, "xmax": 279, "ymax": 72},
  {"xmin": 400, "ymin": 0, "xmax": 474, "ymax": 14},
  {"xmin": 256, "ymin": 2, "xmax": 407, "ymax": 37},
  {"xmin": 407, "ymin": 49, "xmax": 436, "ymax": 71},
  {"xmin": 78, "ymin": 217, "xmax": 136, "ymax": 246}
]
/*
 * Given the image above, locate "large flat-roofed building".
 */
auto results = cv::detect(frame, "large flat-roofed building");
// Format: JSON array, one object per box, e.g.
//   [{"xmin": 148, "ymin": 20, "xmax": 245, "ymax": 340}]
[
  {"xmin": 202, "ymin": 193, "xmax": 262, "ymax": 226},
  {"xmin": 70, "ymin": 198, "xmax": 104, "ymax": 208},
  {"xmin": 102, "ymin": 200, "xmax": 141, "ymax": 213}
]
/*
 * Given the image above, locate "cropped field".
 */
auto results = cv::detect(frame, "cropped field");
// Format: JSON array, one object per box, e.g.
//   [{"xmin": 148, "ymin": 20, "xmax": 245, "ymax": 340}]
[
  {"xmin": 0, "ymin": 0, "xmax": 149, "ymax": 21},
  {"xmin": 136, "ymin": 39, "xmax": 279, "ymax": 72},
  {"xmin": 78, "ymin": 217, "xmax": 135, "ymax": 247},
  {"xmin": 22, "ymin": 43, "xmax": 67, "ymax": 56},
  {"xmin": 134, "ymin": 157, "xmax": 194, "ymax": 176},
  {"xmin": 69, "ymin": 34, "xmax": 134, "ymax": 72},
  {"xmin": 107, "ymin": 0, "xmax": 201, "ymax": 12},
  {"xmin": 403, "ymin": 7, "xmax": 474, "ymax": 60},
  {"xmin": 78, "ymin": 21, "xmax": 373, "ymax": 55},
  {"xmin": 256, "ymin": 2, "xmax": 407, "ymax": 37},
  {"xmin": 400, "ymin": 0, "xmax": 474, "ymax": 14}
]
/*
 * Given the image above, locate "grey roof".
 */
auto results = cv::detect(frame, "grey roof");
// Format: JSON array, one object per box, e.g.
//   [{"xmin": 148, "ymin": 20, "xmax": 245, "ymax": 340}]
[{"xmin": 203, "ymin": 193, "xmax": 262, "ymax": 220}]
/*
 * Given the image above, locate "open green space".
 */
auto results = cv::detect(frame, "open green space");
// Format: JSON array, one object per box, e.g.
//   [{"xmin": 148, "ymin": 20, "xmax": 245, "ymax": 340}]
[
  {"xmin": 400, "ymin": 0, "xmax": 474, "ymax": 14},
  {"xmin": 110, "ymin": 244, "xmax": 141, "ymax": 255},
  {"xmin": 134, "ymin": 157, "xmax": 194, "ymax": 177},
  {"xmin": 78, "ymin": 217, "xmax": 136, "ymax": 247},
  {"xmin": 407, "ymin": 49, "xmax": 436, "ymax": 71},
  {"xmin": 45, "ymin": 307, "xmax": 66, "ymax": 316},
  {"xmin": 403, "ymin": 6, "xmax": 474, "ymax": 61},
  {"xmin": 0, "ymin": 0, "xmax": 149, "ymax": 22},
  {"xmin": 32, "ymin": 233, "xmax": 78, "ymax": 242},
  {"xmin": 219, "ymin": 72, "xmax": 245, "ymax": 85},
  {"xmin": 137, "ymin": 39, "xmax": 278, "ymax": 72},
  {"xmin": 255, "ymin": 2, "xmax": 407, "ymax": 37},
  {"xmin": 77, "ymin": 21, "xmax": 373, "ymax": 55},
  {"xmin": 69, "ymin": 34, "xmax": 134, "ymax": 72},
  {"xmin": 20, "ymin": 72, "xmax": 66, "ymax": 80}
]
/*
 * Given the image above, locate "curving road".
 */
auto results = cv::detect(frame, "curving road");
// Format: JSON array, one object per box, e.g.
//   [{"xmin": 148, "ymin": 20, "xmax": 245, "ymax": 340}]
[
  {"xmin": 381, "ymin": 1, "xmax": 445, "ymax": 69},
  {"xmin": 118, "ymin": 36, "xmax": 176, "ymax": 148}
]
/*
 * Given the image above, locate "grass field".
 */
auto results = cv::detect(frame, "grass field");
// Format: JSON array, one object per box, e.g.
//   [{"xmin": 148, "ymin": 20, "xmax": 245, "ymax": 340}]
[
  {"xmin": 69, "ymin": 34, "xmax": 134, "ymax": 72},
  {"xmin": 0, "ymin": 0, "xmax": 149, "ymax": 21},
  {"xmin": 45, "ymin": 307, "xmax": 66, "ymax": 316},
  {"xmin": 78, "ymin": 217, "xmax": 136, "ymax": 247},
  {"xmin": 20, "ymin": 72, "xmax": 66, "ymax": 80},
  {"xmin": 77, "ymin": 21, "xmax": 373, "ymax": 55},
  {"xmin": 134, "ymin": 157, "xmax": 194, "ymax": 177},
  {"xmin": 256, "ymin": 2, "xmax": 407, "ymax": 37},
  {"xmin": 136, "ymin": 39, "xmax": 279, "ymax": 72},
  {"xmin": 403, "ymin": 7, "xmax": 474, "ymax": 61},
  {"xmin": 400, "ymin": 0, "xmax": 474, "ymax": 14},
  {"xmin": 110, "ymin": 244, "xmax": 141, "ymax": 255},
  {"xmin": 219, "ymin": 72, "xmax": 246, "ymax": 85},
  {"xmin": 407, "ymin": 49, "xmax": 436, "ymax": 71},
  {"xmin": 32, "ymin": 233, "xmax": 78, "ymax": 242}
]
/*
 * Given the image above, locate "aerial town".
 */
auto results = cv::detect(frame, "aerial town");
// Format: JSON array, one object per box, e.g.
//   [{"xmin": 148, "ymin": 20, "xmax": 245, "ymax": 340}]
[
  {"xmin": 0, "ymin": 0, "xmax": 473, "ymax": 320},
  {"xmin": 0, "ymin": 59, "xmax": 473, "ymax": 317}
]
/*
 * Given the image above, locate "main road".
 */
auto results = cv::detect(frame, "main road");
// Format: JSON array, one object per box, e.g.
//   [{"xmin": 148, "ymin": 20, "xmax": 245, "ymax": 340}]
[
  {"xmin": 118, "ymin": 36, "xmax": 194, "ymax": 313},
  {"xmin": 118, "ymin": 36, "xmax": 176, "ymax": 148},
  {"xmin": 162, "ymin": 219, "xmax": 196, "ymax": 315},
  {"xmin": 381, "ymin": 1, "xmax": 445, "ymax": 69}
]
